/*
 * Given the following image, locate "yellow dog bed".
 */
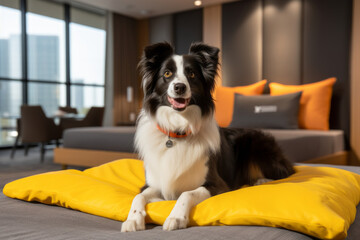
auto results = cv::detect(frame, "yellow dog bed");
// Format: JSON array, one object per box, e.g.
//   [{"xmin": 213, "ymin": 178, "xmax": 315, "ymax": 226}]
[{"xmin": 3, "ymin": 159, "xmax": 360, "ymax": 239}]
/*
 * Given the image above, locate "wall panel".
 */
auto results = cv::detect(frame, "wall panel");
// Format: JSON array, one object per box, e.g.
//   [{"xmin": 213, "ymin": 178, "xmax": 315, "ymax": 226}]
[
  {"xmin": 137, "ymin": 19, "xmax": 149, "ymax": 109},
  {"xmin": 351, "ymin": 0, "xmax": 360, "ymax": 161},
  {"xmin": 263, "ymin": 0, "xmax": 302, "ymax": 84},
  {"xmin": 222, "ymin": 0, "xmax": 262, "ymax": 86},
  {"xmin": 113, "ymin": 13, "xmax": 140, "ymax": 125},
  {"xmin": 149, "ymin": 15, "xmax": 173, "ymax": 45},
  {"xmin": 303, "ymin": 0, "xmax": 352, "ymax": 142},
  {"xmin": 203, "ymin": 4, "xmax": 222, "ymax": 85},
  {"xmin": 174, "ymin": 9, "xmax": 203, "ymax": 54}
]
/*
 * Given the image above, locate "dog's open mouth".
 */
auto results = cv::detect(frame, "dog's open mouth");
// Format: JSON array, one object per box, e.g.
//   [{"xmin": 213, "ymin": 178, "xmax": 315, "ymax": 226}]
[{"xmin": 167, "ymin": 95, "xmax": 190, "ymax": 111}]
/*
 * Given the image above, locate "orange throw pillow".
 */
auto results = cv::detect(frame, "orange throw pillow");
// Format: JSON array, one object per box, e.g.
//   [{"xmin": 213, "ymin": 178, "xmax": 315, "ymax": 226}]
[
  {"xmin": 269, "ymin": 78, "xmax": 336, "ymax": 130},
  {"xmin": 214, "ymin": 80, "xmax": 267, "ymax": 127}
]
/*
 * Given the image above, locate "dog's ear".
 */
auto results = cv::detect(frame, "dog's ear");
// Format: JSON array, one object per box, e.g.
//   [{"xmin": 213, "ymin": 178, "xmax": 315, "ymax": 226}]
[
  {"xmin": 143, "ymin": 42, "xmax": 174, "ymax": 64},
  {"xmin": 189, "ymin": 42, "xmax": 219, "ymax": 93},
  {"xmin": 139, "ymin": 42, "xmax": 174, "ymax": 96}
]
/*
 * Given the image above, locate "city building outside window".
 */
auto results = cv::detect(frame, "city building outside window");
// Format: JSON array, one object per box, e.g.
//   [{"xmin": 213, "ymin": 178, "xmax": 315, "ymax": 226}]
[
  {"xmin": 0, "ymin": 0, "xmax": 106, "ymax": 147},
  {"xmin": 70, "ymin": 7, "xmax": 106, "ymax": 114}
]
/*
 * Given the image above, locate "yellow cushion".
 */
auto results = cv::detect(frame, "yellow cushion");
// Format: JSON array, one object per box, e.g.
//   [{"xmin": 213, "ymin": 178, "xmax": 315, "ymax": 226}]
[
  {"xmin": 269, "ymin": 78, "xmax": 336, "ymax": 130},
  {"xmin": 214, "ymin": 80, "xmax": 267, "ymax": 127},
  {"xmin": 3, "ymin": 159, "xmax": 360, "ymax": 239}
]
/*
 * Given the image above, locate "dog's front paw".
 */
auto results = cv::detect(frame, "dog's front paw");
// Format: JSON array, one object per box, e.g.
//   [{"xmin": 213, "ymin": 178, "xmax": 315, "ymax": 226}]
[
  {"xmin": 163, "ymin": 216, "xmax": 188, "ymax": 231},
  {"xmin": 121, "ymin": 212, "xmax": 146, "ymax": 232}
]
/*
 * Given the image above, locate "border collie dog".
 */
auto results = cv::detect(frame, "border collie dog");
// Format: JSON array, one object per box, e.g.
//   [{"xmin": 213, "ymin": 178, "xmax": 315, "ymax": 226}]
[{"xmin": 121, "ymin": 42, "xmax": 295, "ymax": 232}]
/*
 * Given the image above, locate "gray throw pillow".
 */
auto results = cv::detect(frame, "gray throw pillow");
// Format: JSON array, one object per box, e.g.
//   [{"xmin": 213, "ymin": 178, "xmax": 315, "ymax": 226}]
[{"xmin": 228, "ymin": 91, "xmax": 302, "ymax": 129}]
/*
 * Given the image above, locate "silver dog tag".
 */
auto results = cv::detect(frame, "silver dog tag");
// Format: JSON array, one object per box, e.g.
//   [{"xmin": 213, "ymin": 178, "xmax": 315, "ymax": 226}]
[{"xmin": 166, "ymin": 139, "xmax": 173, "ymax": 148}]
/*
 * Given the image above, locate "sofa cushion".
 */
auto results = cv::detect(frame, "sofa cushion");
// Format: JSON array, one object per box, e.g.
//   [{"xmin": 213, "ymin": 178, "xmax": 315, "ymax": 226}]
[
  {"xmin": 263, "ymin": 129, "xmax": 344, "ymax": 162},
  {"xmin": 63, "ymin": 126, "xmax": 136, "ymax": 152},
  {"xmin": 214, "ymin": 80, "xmax": 267, "ymax": 127},
  {"xmin": 269, "ymin": 78, "xmax": 336, "ymax": 130},
  {"xmin": 229, "ymin": 92, "xmax": 302, "ymax": 129}
]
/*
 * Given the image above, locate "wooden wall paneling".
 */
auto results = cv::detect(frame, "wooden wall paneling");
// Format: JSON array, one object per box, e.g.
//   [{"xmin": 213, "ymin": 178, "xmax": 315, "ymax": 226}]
[
  {"xmin": 203, "ymin": 4, "xmax": 222, "ymax": 86},
  {"xmin": 174, "ymin": 9, "xmax": 203, "ymax": 55},
  {"xmin": 137, "ymin": 19, "xmax": 149, "ymax": 110},
  {"xmin": 113, "ymin": 13, "xmax": 139, "ymax": 125},
  {"xmin": 351, "ymin": 0, "xmax": 360, "ymax": 161},
  {"xmin": 263, "ymin": 0, "xmax": 302, "ymax": 84},
  {"xmin": 149, "ymin": 15, "xmax": 173, "ymax": 44},
  {"xmin": 222, "ymin": 0, "xmax": 262, "ymax": 87},
  {"xmin": 302, "ymin": 0, "xmax": 352, "ymax": 144},
  {"xmin": 137, "ymin": 19, "xmax": 149, "ymax": 60},
  {"xmin": 203, "ymin": 5, "xmax": 222, "ymax": 49}
]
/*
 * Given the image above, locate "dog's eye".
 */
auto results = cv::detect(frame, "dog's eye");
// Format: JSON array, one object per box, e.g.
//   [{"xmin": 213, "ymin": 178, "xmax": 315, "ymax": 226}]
[
  {"xmin": 189, "ymin": 72, "xmax": 195, "ymax": 78},
  {"xmin": 164, "ymin": 71, "xmax": 173, "ymax": 78}
]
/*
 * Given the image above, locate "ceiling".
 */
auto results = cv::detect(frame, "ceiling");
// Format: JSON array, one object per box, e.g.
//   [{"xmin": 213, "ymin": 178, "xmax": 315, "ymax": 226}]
[{"xmin": 70, "ymin": 0, "xmax": 237, "ymax": 19}]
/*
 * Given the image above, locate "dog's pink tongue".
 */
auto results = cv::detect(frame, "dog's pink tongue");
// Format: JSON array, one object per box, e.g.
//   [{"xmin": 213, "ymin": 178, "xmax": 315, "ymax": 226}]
[
  {"xmin": 173, "ymin": 98, "xmax": 186, "ymax": 108},
  {"xmin": 168, "ymin": 96, "xmax": 188, "ymax": 109}
]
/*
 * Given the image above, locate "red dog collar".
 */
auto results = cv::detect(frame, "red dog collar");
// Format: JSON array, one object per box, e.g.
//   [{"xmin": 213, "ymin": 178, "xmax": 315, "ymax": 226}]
[{"xmin": 156, "ymin": 124, "xmax": 191, "ymax": 138}]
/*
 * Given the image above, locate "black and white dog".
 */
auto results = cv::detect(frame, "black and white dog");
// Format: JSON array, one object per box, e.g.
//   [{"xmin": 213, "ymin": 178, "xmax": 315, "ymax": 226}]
[{"xmin": 121, "ymin": 42, "xmax": 294, "ymax": 232}]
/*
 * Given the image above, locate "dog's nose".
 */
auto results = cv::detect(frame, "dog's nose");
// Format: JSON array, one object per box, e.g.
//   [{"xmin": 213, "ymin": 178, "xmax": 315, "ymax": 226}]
[{"xmin": 174, "ymin": 83, "xmax": 186, "ymax": 95}]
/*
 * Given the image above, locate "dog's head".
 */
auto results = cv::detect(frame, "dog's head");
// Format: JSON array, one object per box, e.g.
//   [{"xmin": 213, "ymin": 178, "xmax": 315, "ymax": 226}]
[{"xmin": 139, "ymin": 42, "xmax": 219, "ymax": 117}]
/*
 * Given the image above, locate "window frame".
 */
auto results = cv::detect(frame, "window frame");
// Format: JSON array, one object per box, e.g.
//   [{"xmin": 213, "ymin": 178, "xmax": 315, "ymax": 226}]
[{"xmin": 0, "ymin": 0, "xmax": 106, "ymax": 147}]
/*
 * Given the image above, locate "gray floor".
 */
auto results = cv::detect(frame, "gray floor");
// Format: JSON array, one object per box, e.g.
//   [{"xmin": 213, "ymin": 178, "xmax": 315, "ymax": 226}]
[{"xmin": 0, "ymin": 146, "xmax": 84, "ymax": 189}]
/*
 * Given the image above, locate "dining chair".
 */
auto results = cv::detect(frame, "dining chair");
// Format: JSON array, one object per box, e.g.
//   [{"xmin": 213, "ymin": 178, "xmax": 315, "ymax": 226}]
[
  {"xmin": 10, "ymin": 118, "xmax": 31, "ymax": 158},
  {"xmin": 59, "ymin": 106, "xmax": 78, "ymax": 114},
  {"xmin": 20, "ymin": 105, "xmax": 62, "ymax": 162},
  {"xmin": 60, "ymin": 107, "xmax": 105, "ymax": 131},
  {"xmin": 10, "ymin": 118, "xmax": 21, "ymax": 159}
]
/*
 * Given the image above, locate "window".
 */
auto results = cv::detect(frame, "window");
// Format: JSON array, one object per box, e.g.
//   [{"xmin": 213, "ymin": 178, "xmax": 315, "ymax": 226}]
[
  {"xmin": 27, "ymin": 15, "xmax": 65, "ymax": 82},
  {"xmin": 0, "ymin": 0, "xmax": 22, "ymax": 146},
  {"xmin": 70, "ymin": 8, "xmax": 106, "ymax": 85},
  {"xmin": 0, "ymin": 81, "xmax": 22, "ymax": 146},
  {"xmin": 71, "ymin": 85, "xmax": 104, "ymax": 114},
  {"xmin": 26, "ymin": 0, "xmax": 65, "ymax": 116},
  {"xmin": 0, "ymin": 0, "xmax": 106, "ymax": 147},
  {"xmin": 27, "ymin": 0, "xmax": 65, "ymax": 82},
  {"xmin": 0, "ymin": 1, "xmax": 22, "ymax": 79},
  {"xmin": 28, "ymin": 82, "xmax": 66, "ymax": 115},
  {"xmin": 70, "ymin": 8, "xmax": 106, "ymax": 114},
  {"xmin": 70, "ymin": 7, "xmax": 106, "ymax": 114}
]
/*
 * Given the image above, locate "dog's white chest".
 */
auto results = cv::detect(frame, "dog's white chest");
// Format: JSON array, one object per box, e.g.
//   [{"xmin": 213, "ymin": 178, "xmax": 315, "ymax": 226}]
[
  {"xmin": 144, "ymin": 140, "xmax": 209, "ymax": 200},
  {"xmin": 135, "ymin": 107, "xmax": 220, "ymax": 200}
]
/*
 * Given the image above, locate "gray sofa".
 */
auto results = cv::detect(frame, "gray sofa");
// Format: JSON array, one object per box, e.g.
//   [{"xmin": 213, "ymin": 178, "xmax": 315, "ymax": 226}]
[{"xmin": 54, "ymin": 126, "xmax": 346, "ymax": 168}]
